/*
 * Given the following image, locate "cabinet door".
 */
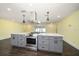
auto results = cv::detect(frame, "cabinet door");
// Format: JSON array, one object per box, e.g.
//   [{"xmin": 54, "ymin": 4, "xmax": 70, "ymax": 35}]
[
  {"xmin": 11, "ymin": 34, "xmax": 18, "ymax": 46},
  {"xmin": 17, "ymin": 35, "xmax": 26, "ymax": 47},
  {"xmin": 38, "ymin": 39, "xmax": 49, "ymax": 51},
  {"xmin": 38, "ymin": 39, "xmax": 48, "ymax": 45},
  {"xmin": 49, "ymin": 38, "xmax": 55, "ymax": 52},
  {"xmin": 54, "ymin": 37, "xmax": 63, "ymax": 53},
  {"xmin": 38, "ymin": 36, "xmax": 49, "ymax": 51},
  {"xmin": 38, "ymin": 44, "xmax": 48, "ymax": 51},
  {"xmin": 49, "ymin": 37, "xmax": 63, "ymax": 53}
]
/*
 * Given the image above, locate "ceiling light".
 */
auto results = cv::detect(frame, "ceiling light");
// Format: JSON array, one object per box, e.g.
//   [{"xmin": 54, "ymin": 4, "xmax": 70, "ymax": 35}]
[
  {"xmin": 57, "ymin": 16, "xmax": 60, "ymax": 18},
  {"xmin": 7, "ymin": 8, "xmax": 11, "ymax": 11},
  {"xmin": 38, "ymin": 21, "xmax": 41, "ymax": 24},
  {"xmin": 29, "ymin": 3, "xmax": 33, "ymax": 6}
]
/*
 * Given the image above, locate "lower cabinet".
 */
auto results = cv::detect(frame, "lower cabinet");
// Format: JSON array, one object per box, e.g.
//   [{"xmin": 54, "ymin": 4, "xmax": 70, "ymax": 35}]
[
  {"xmin": 11, "ymin": 34, "xmax": 63, "ymax": 53},
  {"xmin": 49, "ymin": 38, "xmax": 55, "ymax": 52},
  {"xmin": 11, "ymin": 34, "xmax": 26, "ymax": 47},
  {"xmin": 38, "ymin": 39, "xmax": 49, "ymax": 51},
  {"xmin": 11, "ymin": 34, "xmax": 18, "ymax": 46},
  {"xmin": 17, "ymin": 35, "xmax": 26, "ymax": 47},
  {"xmin": 37, "ymin": 36, "xmax": 63, "ymax": 53},
  {"xmin": 49, "ymin": 37, "xmax": 63, "ymax": 53}
]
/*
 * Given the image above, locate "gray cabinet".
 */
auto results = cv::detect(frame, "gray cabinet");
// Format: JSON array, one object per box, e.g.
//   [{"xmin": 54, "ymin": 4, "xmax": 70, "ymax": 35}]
[
  {"xmin": 37, "ymin": 35, "xmax": 63, "ymax": 53},
  {"xmin": 11, "ymin": 34, "xmax": 18, "ymax": 46},
  {"xmin": 38, "ymin": 37, "xmax": 49, "ymax": 51},
  {"xmin": 53, "ymin": 37, "xmax": 63, "ymax": 53},
  {"xmin": 11, "ymin": 33, "xmax": 63, "ymax": 53},
  {"xmin": 49, "ymin": 38, "xmax": 55, "ymax": 52},
  {"xmin": 11, "ymin": 34, "xmax": 26, "ymax": 47},
  {"xmin": 17, "ymin": 35, "xmax": 26, "ymax": 47}
]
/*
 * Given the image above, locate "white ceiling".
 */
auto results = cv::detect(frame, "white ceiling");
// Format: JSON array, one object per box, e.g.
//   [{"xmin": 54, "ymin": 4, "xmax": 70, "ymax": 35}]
[{"xmin": 0, "ymin": 3, "xmax": 79, "ymax": 23}]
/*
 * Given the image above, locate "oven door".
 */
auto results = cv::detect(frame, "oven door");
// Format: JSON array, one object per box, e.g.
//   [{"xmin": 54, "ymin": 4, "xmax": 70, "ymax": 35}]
[{"xmin": 26, "ymin": 37, "xmax": 36, "ymax": 45}]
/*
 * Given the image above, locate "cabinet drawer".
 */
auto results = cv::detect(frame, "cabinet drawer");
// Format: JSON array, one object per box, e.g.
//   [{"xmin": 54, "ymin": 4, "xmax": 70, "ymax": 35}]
[
  {"xmin": 38, "ymin": 44, "xmax": 48, "ymax": 51},
  {"xmin": 17, "ymin": 41, "xmax": 26, "ymax": 47},
  {"xmin": 38, "ymin": 39, "xmax": 48, "ymax": 45},
  {"xmin": 38, "ymin": 36, "xmax": 48, "ymax": 40},
  {"xmin": 53, "ymin": 37, "xmax": 62, "ymax": 40},
  {"xmin": 46, "ymin": 36, "xmax": 62, "ymax": 40},
  {"xmin": 17, "ymin": 35, "xmax": 26, "ymax": 43},
  {"xmin": 18, "ymin": 37, "xmax": 26, "ymax": 42}
]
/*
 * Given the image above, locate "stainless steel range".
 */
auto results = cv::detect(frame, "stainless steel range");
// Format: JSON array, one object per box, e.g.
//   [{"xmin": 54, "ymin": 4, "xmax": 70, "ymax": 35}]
[{"xmin": 26, "ymin": 36, "xmax": 37, "ymax": 51}]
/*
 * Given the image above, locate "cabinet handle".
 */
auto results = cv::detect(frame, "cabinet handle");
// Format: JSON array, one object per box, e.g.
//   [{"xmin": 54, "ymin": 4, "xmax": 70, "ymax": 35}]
[
  {"xmin": 20, "ymin": 43, "xmax": 23, "ymax": 45},
  {"xmin": 54, "ymin": 37, "xmax": 58, "ymax": 39},
  {"xmin": 20, "ymin": 39, "xmax": 22, "ymax": 40},
  {"xmin": 13, "ymin": 37, "xmax": 15, "ymax": 39},
  {"xmin": 42, "ymin": 47, "xmax": 44, "ymax": 48},
  {"xmin": 42, "ymin": 41, "xmax": 45, "ymax": 43},
  {"xmin": 54, "ymin": 40, "xmax": 58, "ymax": 44},
  {"xmin": 17, "ymin": 41, "xmax": 19, "ymax": 43}
]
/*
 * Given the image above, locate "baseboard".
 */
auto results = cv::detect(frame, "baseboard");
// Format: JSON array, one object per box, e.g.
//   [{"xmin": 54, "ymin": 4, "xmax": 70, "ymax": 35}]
[
  {"xmin": 0, "ymin": 38, "xmax": 11, "ymax": 40},
  {"xmin": 63, "ymin": 40, "xmax": 79, "ymax": 50}
]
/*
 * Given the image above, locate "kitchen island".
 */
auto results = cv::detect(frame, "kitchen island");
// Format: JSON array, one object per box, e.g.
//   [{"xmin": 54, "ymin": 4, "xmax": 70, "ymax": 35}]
[{"xmin": 11, "ymin": 33, "xmax": 64, "ymax": 53}]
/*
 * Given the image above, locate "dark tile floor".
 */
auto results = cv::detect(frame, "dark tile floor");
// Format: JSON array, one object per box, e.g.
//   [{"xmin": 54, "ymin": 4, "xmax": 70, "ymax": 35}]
[{"xmin": 0, "ymin": 39, "xmax": 79, "ymax": 56}]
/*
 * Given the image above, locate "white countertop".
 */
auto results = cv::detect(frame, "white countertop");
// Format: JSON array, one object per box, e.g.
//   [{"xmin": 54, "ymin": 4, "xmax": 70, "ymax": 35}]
[
  {"xmin": 39, "ymin": 33, "xmax": 63, "ymax": 36},
  {"xmin": 11, "ymin": 32, "xmax": 64, "ymax": 37},
  {"xmin": 11, "ymin": 33, "xmax": 29, "ymax": 36},
  {"xmin": 33, "ymin": 33, "xmax": 64, "ymax": 37}
]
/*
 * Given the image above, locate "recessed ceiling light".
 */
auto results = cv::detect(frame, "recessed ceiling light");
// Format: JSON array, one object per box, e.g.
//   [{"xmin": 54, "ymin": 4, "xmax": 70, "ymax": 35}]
[
  {"xmin": 38, "ymin": 21, "xmax": 41, "ymax": 23},
  {"xmin": 29, "ymin": 3, "xmax": 33, "ymax": 6},
  {"xmin": 57, "ymin": 16, "xmax": 61, "ymax": 18},
  {"xmin": 7, "ymin": 8, "xmax": 11, "ymax": 11}
]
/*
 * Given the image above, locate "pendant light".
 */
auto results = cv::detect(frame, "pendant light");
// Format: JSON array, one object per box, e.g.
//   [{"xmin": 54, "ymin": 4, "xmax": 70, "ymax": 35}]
[
  {"xmin": 21, "ymin": 10, "xmax": 26, "ymax": 23},
  {"xmin": 22, "ymin": 14, "xmax": 26, "ymax": 23},
  {"xmin": 46, "ymin": 11, "xmax": 49, "ymax": 21}
]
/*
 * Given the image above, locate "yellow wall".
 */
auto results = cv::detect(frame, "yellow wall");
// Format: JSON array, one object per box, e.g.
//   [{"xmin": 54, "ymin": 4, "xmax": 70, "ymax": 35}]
[
  {"xmin": 23, "ymin": 23, "xmax": 34, "ymax": 32},
  {"xmin": 0, "ymin": 19, "xmax": 23, "ymax": 40},
  {"xmin": 57, "ymin": 10, "xmax": 79, "ymax": 49},
  {"xmin": 23, "ymin": 23, "xmax": 56, "ymax": 33},
  {"xmin": 0, "ymin": 18, "xmax": 56, "ymax": 40},
  {"xmin": 0, "ymin": 10, "xmax": 79, "ymax": 50},
  {"xmin": 46, "ymin": 23, "xmax": 56, "ymax": 33},
  {"xmin": 0, "ymin": 19, "xmax": 33, "ymax": 40}
]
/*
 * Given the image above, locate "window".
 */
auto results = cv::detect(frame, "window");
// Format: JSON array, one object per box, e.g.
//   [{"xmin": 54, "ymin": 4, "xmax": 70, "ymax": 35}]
[
  {"xmin": 35, "ymin": 28, "xmax": 46, "ymax": 32},
  {"xmin": 34, "ymin": 24, "xmax": 46, "ymax": 33}
]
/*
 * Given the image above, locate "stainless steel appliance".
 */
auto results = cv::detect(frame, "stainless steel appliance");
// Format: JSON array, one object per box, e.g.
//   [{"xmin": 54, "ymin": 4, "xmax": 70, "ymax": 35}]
[
  {"xmin": 27, "ymin": 37, "xmax": 36, "ymax": 45},
  {"xmin": 26, "ymin": 36, "xmax": 37, "ymax": 51}
]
